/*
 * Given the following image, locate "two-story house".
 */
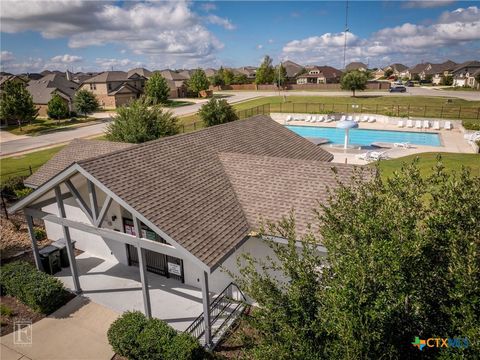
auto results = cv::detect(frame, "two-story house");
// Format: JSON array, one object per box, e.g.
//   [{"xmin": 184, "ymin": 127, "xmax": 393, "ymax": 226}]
[
  {"xmin": 452, "ymin": 60, "xmax": 480, "ymax": 88},
  {"xmin": 296, "ymin": 66, "xmax": 342, "ymax": 84}
]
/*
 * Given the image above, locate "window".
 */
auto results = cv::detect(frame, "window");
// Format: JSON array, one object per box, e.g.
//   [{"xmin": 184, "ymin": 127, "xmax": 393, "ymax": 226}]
[
  {"xmin": 89, "ymin": 83, "xmax": 96, "ymax": 90},
  {"xmin": 123, "ymin": 218, "xmax": 169, "ymax": 244}
]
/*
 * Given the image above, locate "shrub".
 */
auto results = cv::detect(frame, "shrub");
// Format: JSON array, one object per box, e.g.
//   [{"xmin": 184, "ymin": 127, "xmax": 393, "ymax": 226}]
[
  {"xmin": 108, "ymin": 311, "xmax": 148, "ymax": 360},
  {"xmin": 0, "ymin": 304, "xmax": 13, "ymax": 317},
  {"xmin": 13, "ymin": 187, "xmax": 33, "ymax": 199},
  {"xmin": 47, "ymin": 94, "xmax": 69, "ymax": 120},
  {"xmin": 0, "ymin": 261, "xmax": 68, "ymax": 314},
  {"xmin": 463, "ymin": 120, "xmax": 480, "ymax": 131},
  {"xmin": 199, "ymin": 98, "xmax": 238, "ymax": 127},
  {"xmin": 34, "ymin": 227, "xmax": 47, "ymax": 240},
  {"xmin": 1, "ymin": 176, "xmax": 27, "ymax": 200},
  {"xmin": 108, "ymin": 311, "xmax": 205, "ymax": 360}
]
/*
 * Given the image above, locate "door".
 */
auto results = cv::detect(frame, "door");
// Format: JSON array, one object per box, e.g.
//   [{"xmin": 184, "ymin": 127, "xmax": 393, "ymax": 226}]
[{"xmin": 123, "ymin": 218, "xmax": 185, "ymax": 283}]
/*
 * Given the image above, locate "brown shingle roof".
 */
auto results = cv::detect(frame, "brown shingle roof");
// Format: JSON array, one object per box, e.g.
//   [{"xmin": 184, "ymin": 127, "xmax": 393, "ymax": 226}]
[
  {"xmin": 76, "ymin": 116, "xmax": 334, "ymax": 268},
  {"xmin": 219, "ymin": 152, "xmax": 366, "ymax": 238},
  {"xmin": 25, "ymin": 139, "xmax": 134, "ymax": 188}
]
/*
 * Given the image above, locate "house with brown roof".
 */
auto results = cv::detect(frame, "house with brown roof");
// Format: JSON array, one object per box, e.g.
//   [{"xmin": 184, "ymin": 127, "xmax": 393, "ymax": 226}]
[
  {"xmin": 27, "ymin": 73, "xmax": 79, "ymax": 116},
  {"xmin": 452, "ymin": 60, "xmax": 480, "ymax": 88},
  {"xmin": 345, "ymin": 62, "xmax": 368, "ymax": 72},
  {"xmin": 383, "ymin": 63, "xmax": 408, "ymax": 78},
  {"xmin": 296, "ymin": 66, "xmax": 343, "ymax": 84},
  {"xmin": 78, "ymin": 71, "xmax": 143, "ymax": 109},
  {"xmin": 0, "ymin": 74, "xmax": 28, "ymax": 93},
  {"xmin": 158, "ymin": 70, "xmax": 188, "ymax": 98},
  {"xmin": 282, "ymin": 60, "xmax": 304, "ymax": 80},
  {"xmin": 9, "ymin": 115, "xmax": 365, "ymax": 347}
]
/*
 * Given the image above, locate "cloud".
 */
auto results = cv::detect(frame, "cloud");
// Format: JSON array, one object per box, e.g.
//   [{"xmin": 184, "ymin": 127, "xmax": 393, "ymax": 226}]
[
  {"xmin": 95, "ymin": 58, "xmax": 143, "ymax": 70},
  {"xmin": 50, "ymin": 54, "xmax": 83, "ymax": 63},
  {"xmin": 281, "ymin": 6, "xmax": 480, "ymax": 68},
  {"xmin": 268, "ymin": 39, "xmax": 274, "ymax": 44},
  {"xmin": 402, "ymin": 1, "xmax": 457, "ymax": 9},
  {"xmin": 205, "ymin": 14, "xmax": 236, "ymax": 30},
  {"xmin": 0, "ymin": 1, "xmax": 227, "ymax": 67},
  {"xmin": 200, "ymin": 2, "xmax": 217, "ymax": 12},
  {"xmin": 256, "ymin": 44, "xmax": 263, "ymax": 50},
  {"xmin": 1, "ymin": 51, "xmax": 15, "ymax": 62}
]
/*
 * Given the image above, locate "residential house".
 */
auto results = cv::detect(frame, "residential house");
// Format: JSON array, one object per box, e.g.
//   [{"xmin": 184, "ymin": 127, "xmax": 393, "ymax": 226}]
[
  {"xmin": 282, "ymin": 60, "xmax": 304, "ymax": 81},
  {"xmin": 372, "ymin": 68, "xmax": 385, "ymax": 80},
  {"xmin": 406, "ymin": 63, "xmax": 431, "ymax": 80},
  {"xmin": 158, "ymin": 70, "xmax": 189, "ymax": 98},
  {"xmin": 452, "ymin": 60, "xmax": 480, "ymax": 88},
  {"xmin": 27, "ymin": 73, "xmax": 78, "ymax": 116},
  {"xmin": 127, "ymin": 67, "xmax": 152, "ymax": 80},
  {"xmin": 79, "ymin": 71, "xmax": 144, "ymax": 108},
  {"xmin": 383, "ymin": 63, "xmax": 408, "ymax": 78},
  {"xmin": 10, "ymin": 115, "xmax": 366, "ymax": 347},
  {"xmin": 204, "ymin": 68, "xmax": 217, "ymax": 77},
  {"xmin": 0, "ymin": 74, "xmax": 27, "ymax": 91},
  {"xmin": 296, "ymin": 66, "xmax": 343, "ymax": 84},
  {"xmin": 345, "ymin": 62, "xmax": 368, "ymax": 72},
  {"xmin": 423, "ymin": 60, "xmax": 457, "ymax": 84},
  {"xmin": 235, "ymin": 66, "xmax": 257, "ymax": 79}
]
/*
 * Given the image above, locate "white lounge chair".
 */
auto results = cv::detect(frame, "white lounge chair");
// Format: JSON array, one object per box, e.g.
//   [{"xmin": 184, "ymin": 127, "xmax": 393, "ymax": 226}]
[
  {"xmin": 433, "ymin": 121, "xmax": 440, "ymax": 130},
  {"xmin": 444, "ymin": 121, "xmax": 452, "ymax": 130},
  {"xmin": 394, "ymin": 142, "xmax": 411, "ymax": 148},
  {"xmin": 286, "ymin": 115, "xmax": 293, "ymax": 122},
  {"xmin": 318, "ymin": 115, "xmax": 325, "ymax": 122},
  {"xmin": 347, "ymin": 115, "xmax": 353, "ymax": 121},
  {"xmin": 355, "ymin": 151, "xmax": 374, "ymax": 161},
  {"xmin": 306, "ymin": 115, "xmax": 312, "ymax": 122},
  {"xmin": 370, "ymin": 151, "xmax": 389, "ymax": 161},
  {"xmin": 464, "ymin": 132, "xmax": 480, "ymax": 141},
  {"xmin": 415, "ymin": 120, "xmax": 422, "ymax": 129},
  {"xmin": 312, "ymin": 116, "xmax": 318, "ymax": 122},
  {"xmin": 398, "ymin": 120, "xmax": 404, "ymax": 128},
  {"xmin": 340, "ymin": 115, "xmax": 346, "ymax": 121},
  {"xmin": 368, "ymin": 117, "xmax": 376, "ymax": 123},
  {"xmin": 423, "ymin": 120, "xmax": 430, "ymax": 129},
  {"xmin": 362, "ymin": 116, "xmax": 369, "ymax": 122},
  {"xmin": 406, "ymin": 120, "xmax": 413, "ymax": 128},
  {"xmin": 354, "ymin": 116, "xmax": 360, "ymax": 122}
]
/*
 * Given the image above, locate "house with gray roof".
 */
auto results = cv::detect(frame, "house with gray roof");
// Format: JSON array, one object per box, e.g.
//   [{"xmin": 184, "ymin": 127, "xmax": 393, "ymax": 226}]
[
  {"xmin": 296, "ymin": 66, "xmax": 343, "ymax": 84},
  {"xmin": 282, "ymin": 60, "xmax": 304, "ymax": 80},
  {"xmin": 9, "ymin": 115, "xmax": 366, "ymax": 347},
  {"xmin": 27, "ymin": 73, "xmax": 79, "ymax": 116},
  {"xmin": 345, "ymin": 62, "xmax": 368, "ymax": 72}
]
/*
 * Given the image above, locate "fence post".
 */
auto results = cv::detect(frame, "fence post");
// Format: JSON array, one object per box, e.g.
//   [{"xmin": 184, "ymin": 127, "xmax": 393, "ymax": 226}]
[
  {"xmin": 458, "ymin": 106, "xmax": 461, "ymax": 119},
  {"xmin": 440, "ymin": 106, "xmax": 444, "ymax": 118},
  {"xmin": 293, "ymin": 103, "xmax": 296, "ymax": 113},
  {"xmin": 182, "ymin": 124, "xmax": 185, "ymax": 133},
  {"xmin": 477, "ymin": 108, "xmax": 479, "ymax": 120},
  {"xmin": 407, "ymin": 105, "xmax": 410, "ymax": 117},
  {"xmin": 375, "ymin": 104, "xmax": 378, "ymax": 114},
  {"xmin": 29, "ymin": 166, "xmax": 33, "ymax": 175},
  {"xmin": 424, "ymin": 106, "xmax": 427, "ymax": 117},
  {"xmin": 397, "ymin": 105, "xmax": 400, "ymax": 117},
  {"xmin": 332, "ymin": 103, "xmax": 335, "ymax": 112},
  {"xmin": 360, "ymin": 104, "xmax": 363, "ymax": 113},
  {"xmin": 194, "ymin": 122, "xmax": 196, "ymax": 130},
  {"xmin": 346, "ymin": 104, "xmax": 349, "ymax": 113}
]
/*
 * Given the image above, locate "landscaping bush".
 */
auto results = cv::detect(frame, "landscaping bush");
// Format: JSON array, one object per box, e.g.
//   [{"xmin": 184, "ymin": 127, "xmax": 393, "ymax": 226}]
[
  {"xmin": 13, "ymin": 187, "xmax": 33, "ymax": 199},
  {"xmin": 0, "ymin": 261, "xmax": 68, "ymax": 314},
  {"xmin": 1, "ymin": 176, "xmax": 27, "ymax": 200},
  {"xmin": 463, "ymin": 119, "xmax": 480, "ymax": 131},
  {"xmin": 108, "ymin": 311, "xmax": 206, "ymax": 360},
  {"xmin": 34, "ymin": 227, "xmax": 46, "ymax": 240}
]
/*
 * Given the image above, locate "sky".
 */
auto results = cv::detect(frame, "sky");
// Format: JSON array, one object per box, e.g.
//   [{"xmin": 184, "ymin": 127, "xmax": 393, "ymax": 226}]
[{"xmin": 0, "ymin": 0, "xmax": 479, "ymax": 74}]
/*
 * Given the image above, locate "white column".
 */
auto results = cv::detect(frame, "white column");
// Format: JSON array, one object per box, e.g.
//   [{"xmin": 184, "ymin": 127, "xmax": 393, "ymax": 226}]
[
  {"xmin": 133, "ymin": 217, "xmax": 152, "ymax": 318},
  {"xmin": 200, "ymin": 270, "xmax": 212, "ymax": 347},
  {"xmin": 25, "ymin": 213, "xmax": 43, "ymax": 271},
  {"xmin": 55, "ymin": 186, "xmax": 81, "ymax": 293}
]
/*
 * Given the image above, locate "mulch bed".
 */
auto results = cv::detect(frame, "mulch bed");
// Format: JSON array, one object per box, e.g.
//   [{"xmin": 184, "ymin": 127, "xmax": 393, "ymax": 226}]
[{"xmin": 0, "ymin": 295, "xmax": 45, "ymax": 336}]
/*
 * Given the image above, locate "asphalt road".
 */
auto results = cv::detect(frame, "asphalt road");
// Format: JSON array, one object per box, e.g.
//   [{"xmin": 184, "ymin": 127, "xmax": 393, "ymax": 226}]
[{"xmin": 1, "ymin": 87, "xmax": 478, "ymax": 157}]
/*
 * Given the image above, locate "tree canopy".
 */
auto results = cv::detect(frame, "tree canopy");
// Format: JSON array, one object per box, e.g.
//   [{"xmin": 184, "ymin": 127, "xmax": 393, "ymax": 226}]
[
  {"xmin": 0, "ymin": 80, "xmax": 37, "ymax": 128},
  {"xmin": 187, "ymin": 69, "xmax": 210, "ymax": 97},
  {"xmin": 233, "ymin": 159, "xmax": 480, "ymax": 359},
  {"xmin": 199, "ymin": 98, "xmax": 238, "ymax": 127},
  {"xmin": 105, "ymin": 100, "xmax": 179, "ymax": 143},
  {"xmin": 340, "ymin": 70, "xmax": 368, "ymax": 96},
  {"xmin": 74, "ymin": 89, "xmax": 99, "ymax": 117},
  {"xmin": 47, "ymin": 94, "xmax": 69, "ymax": 120},
  {"xmin": 144, "ymin": 72, "xmax": 170, "ymax": 105},
  {"xmin": 255, "ymin": 55, "xmax": 275, "ymax": 85}
]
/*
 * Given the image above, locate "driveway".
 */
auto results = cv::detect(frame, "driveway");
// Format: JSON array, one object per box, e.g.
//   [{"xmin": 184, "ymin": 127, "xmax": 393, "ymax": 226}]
[
  {"xmin": 56, "ymin": 252, "xmax": 206, "ymax": 331},
  {"xmin": 0, "ymin": 297, "xmax": 118, "ymax": 360}
]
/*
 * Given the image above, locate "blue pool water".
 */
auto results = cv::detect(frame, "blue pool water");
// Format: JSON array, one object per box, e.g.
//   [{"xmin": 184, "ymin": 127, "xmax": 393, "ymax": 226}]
[{"xmin": 286, "ymin": 125, "xmax": 441, "ymax": 147}]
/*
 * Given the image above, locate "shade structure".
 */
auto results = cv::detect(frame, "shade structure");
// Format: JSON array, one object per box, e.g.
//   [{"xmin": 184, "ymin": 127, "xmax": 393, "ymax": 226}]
[{"xmin": 336, "ymin": 120, "xmax": 359, "ymax": 149}]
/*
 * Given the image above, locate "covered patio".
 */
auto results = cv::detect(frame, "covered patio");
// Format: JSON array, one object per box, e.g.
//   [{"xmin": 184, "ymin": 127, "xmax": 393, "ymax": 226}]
[{"xmin": 55, "ymin": 252, "xmax": 206, "ymax": 331}]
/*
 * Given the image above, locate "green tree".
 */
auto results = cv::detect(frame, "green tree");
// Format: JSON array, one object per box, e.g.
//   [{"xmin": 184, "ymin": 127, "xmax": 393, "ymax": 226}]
[
  {"xmin": 0, "ymin": 80, "xmax": 37, "ymax": 129},
  {"xmin": 440, "ymin": 75, "xmax": 453, "ymax": 86},
  {"xmin": 74, "ymin": 89, "xmax": 99, "ymax": 117},
  {"xmin": 273, "ymin": 63, "xmax": 287, "ymax": 87},
  {"xmin": 340, "ymin": 70, "xmax": 368, "ymax": 96},
  {"xmin": 413, "ymin": 74, "xmax": 421, "ymax": 82},
  {"xmin": 47, "ymin": 94, "xmax": 69, "ymax": 120},
  {"xmin": 234, "ymin": 160, "xmax": 480, "ymax": 359},
  {"xmin": 106, "ymin": 100, "xmax": 179, "ymax": 143},
  {"xmin": 255, "ymin": 55, "xmax": 275, "ymax": 85},
  {"xmin": 232, "ymin": 73, "xmax": 248, "ymax": 85},
  {"xmin": 223, "ymin": 68, "xmax": 235, "ymax": 85},
  {"xmin": 144, "ymin": 72, "xmax": 170, "ymax": 105},
  {"xmin": 209, "ymin": 73, "xmax": 224, "ymax": 87},
  {"xmin": 187, "ymin": 69, "xmax": 210, "ymax": 97},
  {"xmin": 199, "ymin": 98, "xmax": 238, "ymax": 127}
]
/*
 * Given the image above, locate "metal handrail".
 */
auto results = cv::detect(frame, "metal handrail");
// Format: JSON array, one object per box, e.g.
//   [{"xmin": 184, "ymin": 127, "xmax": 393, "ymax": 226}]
[{"xmin": 185, "ymin": 282, "xmax": 246, "ymax": 339}]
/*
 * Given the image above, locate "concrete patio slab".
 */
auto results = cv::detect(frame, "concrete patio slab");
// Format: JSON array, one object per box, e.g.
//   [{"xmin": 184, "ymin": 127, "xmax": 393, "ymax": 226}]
[
  {"xmin": 0, "ymin": 297, "xmax": 117, "ymax": 360},
  {"xmin": 56, "ymin": 252, "xmax": 205, "ymax": 331}
]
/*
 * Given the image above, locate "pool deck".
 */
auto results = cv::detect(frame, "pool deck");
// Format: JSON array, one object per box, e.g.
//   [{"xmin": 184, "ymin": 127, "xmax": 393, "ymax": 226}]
[{"xmin": 271, "ymin": 113, "xmax": 476, "ymax": 165}]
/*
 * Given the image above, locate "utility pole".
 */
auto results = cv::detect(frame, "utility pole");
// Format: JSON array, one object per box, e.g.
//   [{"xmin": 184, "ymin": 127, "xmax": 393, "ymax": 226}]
[{"xmin": 343, "ymin": 0, "xmax": 349, "ymax": 69}]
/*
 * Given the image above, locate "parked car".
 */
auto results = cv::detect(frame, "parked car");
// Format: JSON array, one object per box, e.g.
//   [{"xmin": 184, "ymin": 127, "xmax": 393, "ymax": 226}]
[
  {"xmin": 406, "ymin": 81, "xmax": 414, "ymax": 87},
  {"xmin": 389, "ymin": 85, "xmax": 407, "ymax": 93}
]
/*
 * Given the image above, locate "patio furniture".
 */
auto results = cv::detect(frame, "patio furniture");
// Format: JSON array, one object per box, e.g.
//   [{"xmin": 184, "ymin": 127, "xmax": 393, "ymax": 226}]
[
  {"xmin": 368, "ymin": 117, "xmax": 376, "ymax": 123},
  {"xmin": 362, "ymin": 116, "xmax": 369, "ymax": 122},
  {"xmin": 444, "ymin": 121, "xmax": 452, "ymax": 130},
  {"xmin": 433, "ymin": 121, "xmax": 440, "ymax": 130},
  {"xmin": 406, "ymin": 120, "xmax": 413, "ymax": 128},
  {"xmin": 394, "ymin": 142, "xmax": 411, "ymax": 148},
  {"xmin": 286, "ymin": 115, "xmax": 293, "ymax": 122},
  {"xmin": 340, "ymin": 115, "xmax": 346, "ymax": 121},
  {"xmin": 423, "ymin": 120, "xmax": 430, "ymax": 129},
  {"xmin": 398, "ymin": 120, "xmax": 404, "ymax": 128},
  {"xmin": 347, "ymin": 115, "xmax": 353, "ymax": 121},
  {"xmin": 354, "ymin": 116, "xmax": 360, "ymax": 122},
  {"xmin": 356, "ymin": 151, "xmax": 373, "ymax": 161},
  {"xmin": 415, "ymin": 120, "xmax": 422, "ymax": 129}
]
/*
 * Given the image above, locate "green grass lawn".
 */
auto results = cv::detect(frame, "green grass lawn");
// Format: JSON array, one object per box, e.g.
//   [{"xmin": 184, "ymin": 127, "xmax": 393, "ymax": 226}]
[
  {"xmin": 0, "ymin": 146, "xmax": 64, "ymax": 183},
  {"xmin": 439, "ymin": 87, "xmax": 479, "ymax": 92},
  {"xmin": 163, "ymin": 100, "xmax": 195, "ymax": 108},
  {"xmin": 377, "ymin": 152, "xmax": 480, "ymax": 179},
  {"xmin": 7, "ymin": 117, "xmax": 99, "ymax": 136}
]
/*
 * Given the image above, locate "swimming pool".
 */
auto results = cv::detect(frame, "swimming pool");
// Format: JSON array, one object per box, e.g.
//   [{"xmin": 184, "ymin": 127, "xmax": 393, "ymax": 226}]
[{"xmin": 286, "ymin": 125, "xmax": 441, "ymax": 147}]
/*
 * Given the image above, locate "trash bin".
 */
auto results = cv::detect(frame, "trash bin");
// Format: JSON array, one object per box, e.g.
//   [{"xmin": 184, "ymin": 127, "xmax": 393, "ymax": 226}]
[
  {"xmin": 39, "ymin": 245, "xmax": 61, "ymax": 275},
  {"xmin": 51, "ymin": 239, "xmax": 76, "ymax": 267}
]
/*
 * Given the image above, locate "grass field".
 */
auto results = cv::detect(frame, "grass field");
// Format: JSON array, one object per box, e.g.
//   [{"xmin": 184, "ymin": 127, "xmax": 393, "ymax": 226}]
[
  {"xmin": 377, "ymin": 152, "xmax": 480, "ymax": 179},
  {"xmin": 6, "ymin": 117, "xmax": 99, "ymax": 136},
  {"xmin": 0, "ymin": 146, "xmax": 64, "ymax": 183}
]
